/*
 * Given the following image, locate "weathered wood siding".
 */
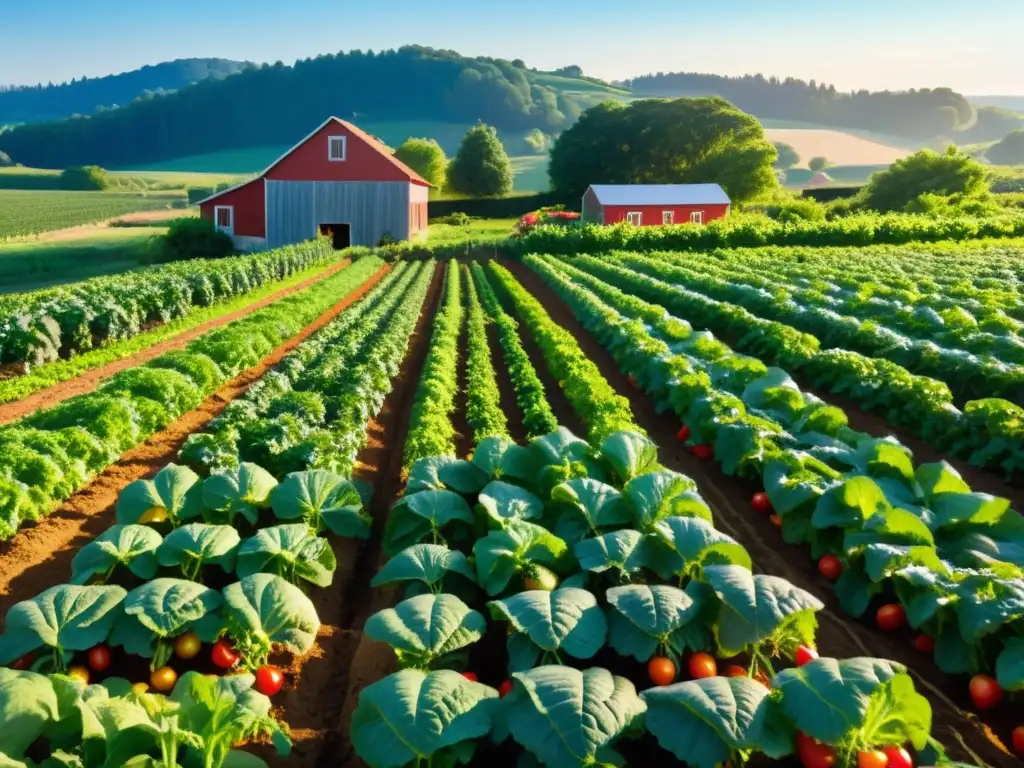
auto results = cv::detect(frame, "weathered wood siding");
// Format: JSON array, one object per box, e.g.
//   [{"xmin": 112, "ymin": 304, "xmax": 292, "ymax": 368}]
[{"xmin": 265, "ymin": 180, "xmax": 411, "ymax": 248}]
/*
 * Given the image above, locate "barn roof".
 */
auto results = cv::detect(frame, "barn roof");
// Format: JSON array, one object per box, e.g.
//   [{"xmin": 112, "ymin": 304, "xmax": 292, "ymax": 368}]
[
  {"xmin": 587, "ymin": 183, "xmax": 731, "ymax": 206},
  {"xmin": 195, "ymin": 116, "xmax": 430, "ymax": 206}
]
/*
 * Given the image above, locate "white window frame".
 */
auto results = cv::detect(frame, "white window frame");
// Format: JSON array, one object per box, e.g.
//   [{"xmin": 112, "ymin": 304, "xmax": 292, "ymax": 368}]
[
  {"xmin": 662, "ymin": 211, "xmax": 674, "ymax": 225},
  {"xmin": 690, "ymin": 211, "xmax": 704, "ymax": 225},
  {"xmin": 626, "ymin": 211, "xmax": 643, "ymax": 226},
  {"xmin": 213, "ymin": 205, "xmax": 234, "ymax": 235},
  {"xmin": 328, "ymin": 135, "xmax": 347, "ymax": 162}
]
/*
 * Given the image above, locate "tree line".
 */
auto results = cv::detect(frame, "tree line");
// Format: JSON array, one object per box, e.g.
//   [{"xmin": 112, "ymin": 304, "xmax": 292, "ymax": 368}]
[{"xmin": 0, "ymin": 46, "xmax": 586, "ymax": 169}]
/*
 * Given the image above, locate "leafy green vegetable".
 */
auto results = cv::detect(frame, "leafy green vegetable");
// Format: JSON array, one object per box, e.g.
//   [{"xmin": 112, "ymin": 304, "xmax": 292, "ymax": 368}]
[
  {"xmin": 364, "ymin": 594, "xmax": 485, "ymax": 670},
  {"xmin": 382, "ymin": 489, "xmax": 474, "ymax": 556},
  {"xmin": 370, "ymin": 544, "xmax": 476, "ymax": 593},
  {"xmin": 472, "ymin": 520, "xmax": 567, "ymax": 596},
  {"xmin": 70, "ymin": 525, "xmax": 162, "ymax": 585},
  {"xmin": 156, "ymin": 523, "xmax": 239, "ymax": 581},
  {"xmin": 235, "ymin": 524, "xmax": 336, "ymax": 588},
  {"xmin": 116, "ymin": 464, "xmax": 203, "ymax": 526},
  {"xmin": 605, "ymin": 583, "xmax": 711, "ymax": 661},
  {"xmin": 221, "ymin": 574, "xmax": 319, "ymax": 669},
  {"xmin": 269, "ymin": 469, "xmax": 371, "ymax": 537}
]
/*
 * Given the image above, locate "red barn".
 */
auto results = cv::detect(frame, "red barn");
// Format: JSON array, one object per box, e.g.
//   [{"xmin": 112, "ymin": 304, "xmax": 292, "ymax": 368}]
[
  {"xmin": 198, "ymin": 117, "xmax": 431, "ymax": 251},
  {"xmin": 581, "ymin": 183, "xmax": 731, "ymax": 227}
]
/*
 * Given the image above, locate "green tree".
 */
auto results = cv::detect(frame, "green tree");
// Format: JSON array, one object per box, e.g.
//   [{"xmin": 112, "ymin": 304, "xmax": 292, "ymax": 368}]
[
  {"xmin": 861, "ymin": 146, "xmax": 989, "ymax": 212},
  {"xmin": 773, "ymin": 142, "xmax": 800, "ymax": 169},
  {"xmin": 548, "ymin": 97, "xmax": 778, "ymax": 202},
  {"xmin": 986, "ymin": 130, "xmax": 1024, "ymax": 166},
  {"xmin": 446, "ymin": 123, "xmax": 513, "ymax": 197},
  {"xmin": 523, "ymin": 129, "xmax": 549, "ymax": 154},
  {"xmin": 808, "ymin": 156, "xmax": 831, "ymax": 172},
  {"xmin": 163, "ymin": 217, "xmax": 234, "ymax": 260},
  {"xmin": 60, "ymin": 165, "xmax": 109, "ymax": 190},
  {"xmin": 393, "ymin": 137, "xmax": 447, "ymax": 188}
]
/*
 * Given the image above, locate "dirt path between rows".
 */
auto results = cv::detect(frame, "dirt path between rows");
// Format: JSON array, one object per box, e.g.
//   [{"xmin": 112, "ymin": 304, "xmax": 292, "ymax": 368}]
[
  {"xmin": 0, "ymin": 259, "xmax": 353, "ymax": 425},
  {"xmin": 266, "ymin": 262, "xmax": 445, "ymax": 768},
  {"xmin": 0, "ymin": 264, "xmax": 390, "ymax": 617},
  {"xmin": 501, "ymin": 259, "xmax": 1012, "ymax": 768}
]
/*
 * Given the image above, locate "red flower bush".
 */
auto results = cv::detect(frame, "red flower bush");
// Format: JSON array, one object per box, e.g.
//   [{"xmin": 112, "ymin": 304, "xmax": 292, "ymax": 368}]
[{"xmin": 516, "ymin": 207, "xmax": 580, "ymax": 234}]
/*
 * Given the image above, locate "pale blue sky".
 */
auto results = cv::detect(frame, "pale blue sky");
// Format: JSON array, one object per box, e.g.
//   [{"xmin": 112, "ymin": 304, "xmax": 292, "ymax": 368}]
[{"xmin": 2, "ymin": 0, "xmax": 1022, "ymax": 93}]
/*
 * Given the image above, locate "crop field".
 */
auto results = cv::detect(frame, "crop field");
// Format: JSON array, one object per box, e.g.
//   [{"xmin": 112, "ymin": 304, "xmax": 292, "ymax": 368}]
[
  {"xmin": 0, "ymin": 238, "xmax": 1023, "ymax": 768},
  {"xmin": 0, "ymin": 189, "xmax": 182, "ymax": 239}
]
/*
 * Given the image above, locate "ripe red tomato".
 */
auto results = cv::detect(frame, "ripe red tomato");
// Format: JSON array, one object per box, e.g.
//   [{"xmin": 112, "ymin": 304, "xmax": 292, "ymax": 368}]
[
  {"xmin": 12, "ymin": 651, "xmax": 36, "ymax": 670},
  {"xmin": 876, "ymin": 604, "xmax": 906, "ymax": 632},
  {"xmin": 254, "ymin": 665, "xmax": 284, "ymax": 696},
  {"xmin": 768, "ymin": 514, "xmax": 783, "ymax": 529},
  {"xmin": 86, "ymin": 644, "xmax": 111, "ymax": 672},
  {"xmin": 461, "ymin": 671, "xmax": 478, "ymax": 682},
  {"xmin": 912, "ymin": 634, "xmax": 934, "ymax": 654},
  {"xmin": 751, "ymin": 492, "xmax": 772, "ymax": 514},
  {"xmin": 968, "ymin": 674, "xmax": 1003, "ymax": 710},
  {"xmin": 797, "ymin": 732, "xmax": 837, "ymax": 768},
  {"xmin": 211, "ymin": 639, "xmax": 240, "ymax": 669},
  {"xmin": 795, "ymin": 645, "xmax": 819, "ymax": 667},
  {"xmin": 857, "ymin": 750, "xmax": 888, "ymax": 768},
  {"xmin": 648, "ymin": 656, "xmax": 677, "ymax": 686},
  {"xmin": 498, "ymin": 679, "xmax": 513, "ymax": 697},
  {"xmin": 1012, "ymin": 725, "xmax": 1024, "ymax": 757},
  {"xmin": 688, "ymin": 652, "xmax": 717, "ymax": 679},
  {"xmin": 883, "ymin": 745, "xmax": 913, "ymax": 768},
  {"xmin": 818, "ymin": 554, "xmax": 843, "ymax": 581},
  {"xmin": 691, "ymin": 444, "xmax": 713, "ymax": 459},
  {"xmin": 725, "ymin": 664, "xmax": 748, "ymax": 678},
  {"xmin": 676, "ymin": 425, "xmax": 691, "ymax": 442}
]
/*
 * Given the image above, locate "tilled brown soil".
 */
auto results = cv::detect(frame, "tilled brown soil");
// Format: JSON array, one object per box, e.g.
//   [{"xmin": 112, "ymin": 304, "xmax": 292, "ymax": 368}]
[
  {"xmin": 501, "ymin": 259, "xmax": 1013, "ymax": 768},
  {"xmin": 0, "ymin": 264, "xmax": 390, "ymax": 617},
  {"xmin": 0, "ymin": 259, "xmax": 353, "ymax": 425},
  {"xmin": 266, "ymin": 261, "xmax": 445, "ymax": 768}
]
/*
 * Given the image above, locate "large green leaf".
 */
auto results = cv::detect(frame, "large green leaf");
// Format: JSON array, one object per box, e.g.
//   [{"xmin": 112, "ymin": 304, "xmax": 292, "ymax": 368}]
[
  {"xmin": 0, "ymin": 669, "xmax": 60, "ymax": 758},
  {"xmin": 235, "ymin": 524, "xmax": 336, "ymax": 587},
  {"xmin": 364, "ymin": 594, "xmax": 485, "ymax": 670},
  {"xmin": 370, "ymin": 544, "xmax": 476, "ymax": 591},
  {"xmin": 624, "ymin": 470, "xmax": 711, "ymax": 531},
  {"xmin": 70, "ymin": 525, "xmax": 162, "ymax": 585},
  {"xmin": 202, "ymin": 463, "xmax": 278, "ymax": 525},
  {"xmin": 113, "ymin": 579, "xmax": 222, "ymax": 656},
  {"xmin": 599, "ymin": 431, "xmax": 659, "ymax": 483},
  {"xmin": 504, "ymin": 666, "xmax": 645, "ymax": 768},
  {"xmin": 915, "ymin": 461, "xmax": 970, "ymax": 500},
  {"xmin": 476, "ymin": 481, "xmax": 543, "ymax": 527},
  {"xmin": 406, "ymin": 456, "xmax": 490, "ymax": 495},
  {"xmin": 953, "ymin": 573, "xmax": 1024, "ymax": 644},
  {"xmin": 654, "ymin": 516, "xmax": 752, "ymax": 579},
  {"xmin": 529, "ymin": 427, "xmax": 590, "ymax": 464},
  {"xmin": 550, "ymin": 478, "xmax": 631, "ymax": 537},
  {"xmin": 605, "ymin": 584, "xmax": 710, "ymax": 661},
  {"xmin": 930, "ymin": 492, "xmax": 1011, "ymax": 530},
  {"xmin": 382, "ymin": 489, "xmax": 474, "ymax": 556},
  {"xmin": 574, "ymin": 529, "xmax": 654, "ymax": 582},
  {"xmin": 222, "ymin": 574, "xmax": 319, "ymax": 656},
  {"xmin": 811, "ymin": 477, "xmax": 890, "ymax": 530},
  {"xmin": 488, "ymin": 588, "xmax": 606, "ymax": 671},
  {"xmin": 643, "ymin": 675, "xmax": 792, "ymax": 768},
  {"xmin": 0, "ymin": 585, "xmax": 127, "ymax": 665},
  {"xmin": 156, "ymin": 523, "xmax": 239, "ymax": 579},
  {"xmin": 704, "ymin": 564, "xmax": 823, "ymax": 657},
  {"xmin": 995, "ymin": 637, "xmax": 1024, "ymax": 692},
  {"xmin": 269, "ymin": 469, "xmax": 370, "ymax": 537},
  {"xmin": 473, "ymin": 520, "xmax": 567, "ymax": 596},
  {"xmin": 351, "ymin": 669, "xmax": 497, "ymax": 768},
  {"xmin": 116, "ymin": 464, "xmax": 203, "ymax": 525}
]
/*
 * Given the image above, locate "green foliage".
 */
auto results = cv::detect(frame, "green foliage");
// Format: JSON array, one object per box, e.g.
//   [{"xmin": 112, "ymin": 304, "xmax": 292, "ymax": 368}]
[
  {"xmin": 163, "ymin": 216, "xmax": 235, "ymax": 260},
  {"xmin": 393, "ymin": 137, "xmax": 447, "ymax": 188},
  {"xmin": 548, "ymin": 96, "xmax": 778, "ymax": 202},
  {"xmin": 808, "ymin": 156, "xmax": 831, "ymax": 172},
  {"xmin": 861, "ymin": 146, "xmax": 990, "ymax": 213},
  {"xmin": 59, "ymin": 165, "xmax": 109, "ymax": 190},
  {"xmin": 446, "ymin": 123, "xmax": 514, "ymax": 198},
  {"xmin": 522, "ymin": 128, "xmax": 549, "ymax": 155},
  {"xmin": 462, "ymin": 265, "xmax": 509, "ymax": 444},
  {"xmin": 986, "ymin": 129, "xmax": 1024, "ymax": 166},
  {"xmin": 765, "ymin": 197, "xmax": 827, "ymax": 223},
  {"xmin": 773, "ymin": 141, "xmax": 800, "ymax": 169},
  {"xmin": 0, "ymin": 189, "xmax": 175, "ymax": 239}
]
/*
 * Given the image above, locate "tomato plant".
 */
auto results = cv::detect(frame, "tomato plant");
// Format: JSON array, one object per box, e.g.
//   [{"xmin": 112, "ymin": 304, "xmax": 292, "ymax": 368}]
[
  {"xmin": 690, "ymin": 444, "xmax": 713, "ymax": 459},
  {"xmin": 912, "ymin": 634, "xmax": 933, "ymax": 654},
  {"xmin": 67, "ymin": 665, "xmax": 90, "ymax": 685},
  {"xmin": 968, "ymin": 674, "xmax": 1003, "ymax": 710},
  {"xmin": 725, "ymin": 664, "xmax": 747, "ymax": 678},
  {"xmin": 857, "ymin": 749, "xmax": 888, "ymax": 768},
  {"xmin": 211, "ymin": 638, "xmax": 240, "ymax": 669},
  {"xmin": 676, "ymin": 425, "xmax": 691, "ymax": 442},
  {"xmin": 797, "ymin": 732, "xmax": 837, "ymax": 768},
  {"xmin": 883, "ymin": 746, "xmax": 913, "ymax": 768},
  {"xmin": 687, "ymin": 652, "xmax": 717, "ymax": 679},
  {"xmin": 876, "ymin": 604, "xmax": 906, "ymax": 632},
  {"xmin": 818, "ymin": 554, "xmax": 842, "ymax": 581},
  {"xmin": 498, "ymin": 679, "xmax": 513, "ymax": 697},
  {"xmin": 795, "ymin": 645, "xmax": 818, "ymax": 667},
  {"xmin": 751, "ymin": 492, "xmax": 772, "ymax": 513},
  {"xmin": 174, "ymin": 631, "xmax": 202, "ymax": 660},
  {"xmin": 462, "ymin": 671, "xmax": 478, "ymax": 682},
  {"xmin": 647, "ymin": 656, "xmax": 676, "ymax": 686},
  {"xmin": 86, "ymin": 644, "xmax": 111, "ymax": 672},
  {"xmin": 769, "ymin": 514, "xmax": 783, "ymax": 528},
  {"xmin": 255, "ymin": 665, "xmax": 285, "ymax": 696},
  {"xmin": 12, "ymin": 652, "xmax": 36, "ymax": 670},
  {"xmin": 150, "ymin": 666, "xmax": 177, "ymax": 692},
  {"xmin": 1012, "ymin": 726, "xmax": 1024, "ymax": 757},
  {"xmin": 523, "ymin": 565, "xmax": 559, "ymax": 591}
]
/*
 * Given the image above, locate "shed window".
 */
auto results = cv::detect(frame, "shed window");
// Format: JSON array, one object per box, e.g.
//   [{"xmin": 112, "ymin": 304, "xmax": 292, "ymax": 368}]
[
  {"xmin": 626, "ymin": 211, "xmax": 642, "ymax": 226},
  {"xmin": 328, "ymin": 136, "xmax": 347, "ymax": 161},
  {"xmin": 662, "ymin": 211, "xmax": 674, "ymax": 225},
  {"xmin": 214, "ymin": 205, "xmax": 234, "ymax": 233},
  {"xmin": 690, "ymin": 211, "xmax": 704, "ymax": 225}
]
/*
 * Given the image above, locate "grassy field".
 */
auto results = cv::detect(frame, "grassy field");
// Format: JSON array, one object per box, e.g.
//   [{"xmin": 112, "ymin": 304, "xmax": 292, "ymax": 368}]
[
  {"xmin": 0, "ymin": 189, "xmax": 184, "ymax": 240},
  {"xmin": 424, "ymin": 217, "xmax": 517, "ymax": 244},
  {"xmin": 0, "ymin": 226, "xmax": 171, "ymax": 292},
  {"xmin": 0, "ymin": 165, "xmax": 245, "ymax": 192}
]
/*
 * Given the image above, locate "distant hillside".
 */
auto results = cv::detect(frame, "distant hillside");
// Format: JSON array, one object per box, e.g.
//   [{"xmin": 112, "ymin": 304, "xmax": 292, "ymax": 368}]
[
  {"xmin": 0, "ymin": 47, "xmax": 626, "ymax": 169},
  {"xmin": 970, "ymin": 96, "xmax": 1024, "ymax": 112},
  {"xmin": 0, "ymin": 58, "xmax": 253, "ymax": 124}
]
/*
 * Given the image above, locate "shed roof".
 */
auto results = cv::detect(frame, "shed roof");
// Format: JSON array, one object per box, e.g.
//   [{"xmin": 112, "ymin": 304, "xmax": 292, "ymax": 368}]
[{"xmin": 587, "ymin": 183, "xmax": 731, "ymax": 206}]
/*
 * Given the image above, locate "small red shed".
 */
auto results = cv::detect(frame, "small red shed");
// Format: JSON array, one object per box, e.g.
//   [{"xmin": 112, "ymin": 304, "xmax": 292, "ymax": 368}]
[
  {"xmin": 581, "ymin": 183, "xmax": 731, "ymax": 227},
  {"xmin": 197, "ymin": 117, "xmax": 431, "ymax": 251}
]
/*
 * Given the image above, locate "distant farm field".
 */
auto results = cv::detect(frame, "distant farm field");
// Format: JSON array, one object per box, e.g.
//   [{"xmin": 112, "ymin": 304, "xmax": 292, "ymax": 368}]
[
  {"xmin": 764, "ymin": 128, "xmax": 911, "ymax": 167},
  {"xmin": 0, "ymin": 166, "xmax": 245, "ymax": 192},
  {"xmin": 0, "ymin": 189, "xmax": 181, "ymax": 239}
]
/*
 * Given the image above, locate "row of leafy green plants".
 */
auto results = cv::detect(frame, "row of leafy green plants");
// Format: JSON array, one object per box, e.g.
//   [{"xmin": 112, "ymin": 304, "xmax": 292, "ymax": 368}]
[
  {"xmin": 0, "ymin": 256, "xmax": 384, "ymax": 539},
  {"xmin": 0, "ymin": 261, "xmax": 438, "ymax": 767},
  {"xmin": 352, "ymin": 422, "xmax": 951, "ymax": 768},
  {"xmin": 631, "ymin": 248, "xmax": 1024, "ymax": 402},
  {"xmin": 0, "ymin": 238, "xmax": 341, "ymax": 371},
  {"xmin": 566, "ymin": 252, "xmax": 1024, "ymax": 481},
  {"xmin": 523, "ymin": 252, "xmax": 1024, "ymax": 751}
]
